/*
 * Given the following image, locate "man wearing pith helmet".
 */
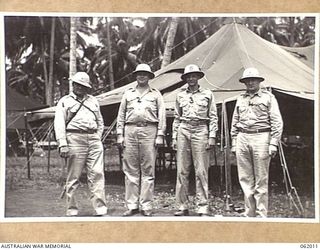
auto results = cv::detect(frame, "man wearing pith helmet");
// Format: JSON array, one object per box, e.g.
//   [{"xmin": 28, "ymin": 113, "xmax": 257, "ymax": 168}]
[
  {"xmin": 230, "ymin": 67, "xmax": 283, "ymax": 218},
  {"xmin": 54, "ymin": 72, "xmax": 108, "ymax": 216},
  {"xmin": 116, "ymin": 63, "xmax": 166, "ymax": 217},
  {"xmin": 172, "ymin": 64, "xmax": 218, "ymax": 216}
]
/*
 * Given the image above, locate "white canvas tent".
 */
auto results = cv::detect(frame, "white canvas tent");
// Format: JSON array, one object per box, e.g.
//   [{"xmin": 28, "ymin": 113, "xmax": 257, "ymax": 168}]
[{"xmin": 28, "ymin": 23, "xmax": 314, "ymax": 131}]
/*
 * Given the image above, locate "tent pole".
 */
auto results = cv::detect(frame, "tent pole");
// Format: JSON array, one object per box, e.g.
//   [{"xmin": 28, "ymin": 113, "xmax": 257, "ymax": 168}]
[
  {"xmin": 223, "ymin": 102, "xmax": 232, "ymax": 210},
  {"xmin": 24, "ymin": 112, "xmax": 31, "ymax": 179},
  {"xmin": 47, "ymin": 123, "xmax": 51, "ymax": 173}
]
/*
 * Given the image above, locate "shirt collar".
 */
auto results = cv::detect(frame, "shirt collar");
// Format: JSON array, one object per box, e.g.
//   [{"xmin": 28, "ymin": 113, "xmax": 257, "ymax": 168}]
[
  {"xmin": 242, "ymin": 88, "xmax": 262, "ymax": 97},
  {"xmin": 70, "ymin": 92, "xmax": 89, "ymax": 101},
  {"xmin": 132, "ymin": 85, "xmax": 153, "ymax": 92},
  {"xmin": 186, "ymin": 85, "xmax": 202, "ymax": 93}
]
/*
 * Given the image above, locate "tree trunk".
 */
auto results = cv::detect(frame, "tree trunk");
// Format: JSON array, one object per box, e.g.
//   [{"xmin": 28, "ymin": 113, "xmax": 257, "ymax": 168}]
[
  {"xmin": 106, "ymin": 17, "xmax": 114, "ymax": 90},
  {"xmin": 69, "ymin": 17, "xmax": 79, "ymax": 93},
  {"xmin": 47, "ymin": 17, "xmax": 56, "ymax": 106},
  {"xmin": 161, "ymin": 17, "xmax": 179, "ymax": 68}
]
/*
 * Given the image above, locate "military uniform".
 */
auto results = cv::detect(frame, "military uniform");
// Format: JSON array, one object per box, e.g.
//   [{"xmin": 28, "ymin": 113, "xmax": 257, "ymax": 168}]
[
  {"xmin": 117, "ymin": 86, "xmax": 166, "ymax": 211},
  {"xmin": 231, "ymin": 89, "xmax": 283, "ymax": 217},
  {"xmin": 172, "ymin": 86, "xmax": 218, "ymax": 214},
  {"xmin": 54, "ymin": 92, "xmax": 107, "ymax": 216}
]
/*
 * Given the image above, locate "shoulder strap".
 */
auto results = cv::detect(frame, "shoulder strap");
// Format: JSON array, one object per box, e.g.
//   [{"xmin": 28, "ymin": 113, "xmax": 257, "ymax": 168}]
[
  {"xmin": 66, "ymin": 100, "xmax": 85, "ymax": 126},
  {"xmin": 71, "ymin": 96, "xmax": 98, "ymax": 121}
]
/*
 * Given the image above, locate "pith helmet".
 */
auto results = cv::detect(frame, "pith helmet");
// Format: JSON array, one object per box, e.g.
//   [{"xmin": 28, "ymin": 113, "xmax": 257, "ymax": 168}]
[
  {"xmin": 70, "ymin": 72, "xmax": 92, "ymax": 88},
  {"xmin": 132, "ymin": 64, "xmax": 155, "ymax": 79},
  {"xmin": 240, "ymin": 67, "xmax": 265, "ymax": 83},
  {"xmin": 181, "ymin": 64, "xmax": 205, "ymax": 81}
]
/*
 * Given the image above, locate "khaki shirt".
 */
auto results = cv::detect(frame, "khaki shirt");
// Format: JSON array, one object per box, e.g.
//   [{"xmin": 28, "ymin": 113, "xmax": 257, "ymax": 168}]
[
  {"xmin": 172, "ymin": 86, "xmax": 218, "ymax": 140},
  {"xmin": 116, "ymin": 86, "xmax": 166, "ymax": 136},
  {"xmin": 230, "ymin": 89, "xmax": 283, "ymax": 146},
  {"xmin": 54, "ymin": 93, "xmax": 104, "ymax": 148}
]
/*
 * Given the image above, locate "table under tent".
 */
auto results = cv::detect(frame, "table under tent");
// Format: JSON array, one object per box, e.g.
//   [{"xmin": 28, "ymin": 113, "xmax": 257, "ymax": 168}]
[
  {"xmin": 26, "ymin": 23, "xmax": 314, "ymax": 216},
  {"xmin": 6, "ymin": 87, "xmax": 48, "ymax": 158}
]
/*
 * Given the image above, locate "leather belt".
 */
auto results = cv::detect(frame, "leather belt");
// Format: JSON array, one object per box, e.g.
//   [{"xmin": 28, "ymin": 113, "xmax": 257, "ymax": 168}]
[
  {"xmin": 66, "ymin": 129, "xmax": 97, "ymax": 134},
  {"xmin": 182, "ymin": 120, "xmax": 208, "ymax": 126},
  {"xmin": 126, "ymin": 122, "xmax": 157, "ymax": 127},
  {"xmin": 238, "ymin": 128, "xmax": 271, "ymax": 134}
]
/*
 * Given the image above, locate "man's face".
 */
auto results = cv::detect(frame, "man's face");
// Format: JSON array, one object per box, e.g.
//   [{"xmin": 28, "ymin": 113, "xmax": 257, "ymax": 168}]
[
  {"xmin": 243, "ymin": 78, "xmax": 261, "ymax": 93},
  {"xmin": 136, "ymin": 72, "xmax": 150, "ymax": 87},
  {"xmin": 186, "ymin": 73, "xmax": 200, "ymax": 87},
  {"xmin": 73, "ymin": 82, "xmax": 89, "ymax": 97}
]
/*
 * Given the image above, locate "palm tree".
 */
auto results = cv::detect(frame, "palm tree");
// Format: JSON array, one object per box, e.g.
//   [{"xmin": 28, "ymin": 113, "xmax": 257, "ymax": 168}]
[
  {"xmin": 69, "ymin": 17, "xmax": 78, "ymax": 92},
  {"xmin": 161, "ymin": 17, "xmax": 179, "ymax": 68},
  {"xmin": 47, "ymin": 17, "xmax": 56, "ymax": 106},
  {"xmin": 5, "ymin": 16, "xmax": 72, "ymax": 104},
  {"xmin": 86, "ymin": 17, "xmax": 141, "ymax": 93}
]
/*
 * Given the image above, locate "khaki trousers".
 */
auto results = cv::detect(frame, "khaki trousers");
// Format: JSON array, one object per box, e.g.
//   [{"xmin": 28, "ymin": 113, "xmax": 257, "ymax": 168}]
[
  {"xmin": 122, "ymin": 124, "xmax": 157, "ymax": 210},
  {"xmin": 236, "ymin": 132, "xmax": 271, "ymax": 217},
  {"xmin": 66, "ymin": 132, "xmax": 107, "ymax": 216},
  {"xmin": 175, "ymin": 123, "xmax": 210, "ymax": 214}
]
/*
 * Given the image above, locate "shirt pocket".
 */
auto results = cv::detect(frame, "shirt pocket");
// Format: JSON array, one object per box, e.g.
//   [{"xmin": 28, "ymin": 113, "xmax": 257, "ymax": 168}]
[
  {"xmin": 126, "ymin": 95, "xmax": 138, "ymax": 110},
  {"xmin": 253, "ymin": 102, "xmax": 269, "ymax": 117},
  {"xmin": 67, "ymin": 104, "xmax": 81, "ymax": 121},
  {"xmin": 84, "ymin": 102, "xmax": 100, "ymax": 121},
  {"xmin": 144, "ymin": 96, "xmax": 158, "ymax": 112},
  {"xmin": 238, "ymin": 105, "xmax": 247, "ymax": 114},
  {"xmin": 179, "ymin": 98, "xmax": 189, "ymax": 114},
  {"xmin": 196, "ymin": 98, "xmax": 208, "ymax": 115}
]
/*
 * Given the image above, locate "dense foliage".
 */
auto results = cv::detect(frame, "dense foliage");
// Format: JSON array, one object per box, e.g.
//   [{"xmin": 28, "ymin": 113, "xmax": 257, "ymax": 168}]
[{"xmin": 5, "ymin": 16, "xmax": 315, "ymax": 105}]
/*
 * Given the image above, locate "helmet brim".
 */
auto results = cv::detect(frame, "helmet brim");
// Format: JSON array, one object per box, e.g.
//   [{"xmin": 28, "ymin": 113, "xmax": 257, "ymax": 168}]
[
  {"xmin": 71, "ymin": 80, "xmax": 92, "ymax": 88},
  {"xmin": 133, "ymin": 70, "xmax": 155, "ymax": 79},
  {"xmin": 239, "ymin": 76, "xmax": 265, "ymax": 83},
  {"xmin": 181, "ymin": 71, "xmax": 205, "ymax": 81}
]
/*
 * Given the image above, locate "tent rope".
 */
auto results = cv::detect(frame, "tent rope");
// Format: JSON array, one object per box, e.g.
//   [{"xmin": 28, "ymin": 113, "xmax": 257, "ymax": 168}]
[
  {"xmin": 102, "ymin": 118, "xmax": 117, "ymax": 142},
  {"xmin": 6, "ymin": 112, "xmax": 25, "ymax": 128}
]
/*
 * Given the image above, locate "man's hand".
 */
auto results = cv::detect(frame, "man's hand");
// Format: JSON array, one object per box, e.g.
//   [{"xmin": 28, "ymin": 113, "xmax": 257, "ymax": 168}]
[
  {"xmin": 231, "ymin": 138, "xmax": 236, "ymax": 154},
  {"xmin": 117, "ymin": 134, "xmax": 125, "ymax": 150},
  {"xmin": 59, "ymin": 146, "xmax": 69, "ymax": 158},
  {"xmin": 269, "ymin": 145, "xmax": 277, "ymax": 158},
  {"xmin": 171, "ymin": 139, "xmax": 177, "ymax": 151},
  {"xmin": 206, "ymin": 138, "xmax": 216, "ymax": 150},
  {"xmin": 155, "ymin": 135, "xmax": 164, "ymax": 147}
]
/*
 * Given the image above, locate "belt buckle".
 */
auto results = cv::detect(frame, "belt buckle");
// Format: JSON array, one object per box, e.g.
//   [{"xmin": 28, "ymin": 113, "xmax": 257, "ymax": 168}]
[
  {"xmin": 189, "ymin": 120, "xmax": 199, "ymax": 126},
  {"xmin": 136, "ymin": 122, "xmax": 146, "ymax": 127}
]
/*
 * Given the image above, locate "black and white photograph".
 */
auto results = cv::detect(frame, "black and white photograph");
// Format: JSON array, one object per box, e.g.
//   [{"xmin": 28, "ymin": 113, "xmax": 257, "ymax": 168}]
[{"xmin": 2, "ymin": 13, "xmax": 318, "ymax": 222}]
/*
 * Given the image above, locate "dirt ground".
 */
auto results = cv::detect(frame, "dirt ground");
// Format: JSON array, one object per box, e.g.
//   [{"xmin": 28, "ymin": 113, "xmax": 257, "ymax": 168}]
[{"xmin": 4, "ymin": 153, "xmax": 316, "ymax": 219}]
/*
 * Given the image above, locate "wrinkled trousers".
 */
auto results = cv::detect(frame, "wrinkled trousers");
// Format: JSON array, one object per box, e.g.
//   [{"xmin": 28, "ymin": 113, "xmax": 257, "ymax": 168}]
[
  {"xmin": 66, "ymin": 132, "xmax": 107, "ymax": 216},
  {"xmin": 175, "ymin": 123, "xmax": 210, "ymax": 214},
  {"xmin": 122, "ymin": 124, "xmax": 157, "ymax": 210},
  {"xmin": 236, "ymin": 132, "xmax": 271, "ymax": 217}
]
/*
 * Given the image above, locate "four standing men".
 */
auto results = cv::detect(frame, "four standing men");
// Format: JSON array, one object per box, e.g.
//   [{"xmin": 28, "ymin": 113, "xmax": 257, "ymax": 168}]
[
  {"xmin": 172, "ymin": 64, "xmax": 218, "ymax": 216},
  {"xmin": 230, "ymin": 67, "xmax": 283, "ymax": 217},
  {"xmin": 55, "ymin": 65, "xmax": 283, "ymax": 218},
  {"xmin": 54, "ymin": 72, "xmax": 108, "ymax": 216},
  {"xmin": 116, "ymin": 64, "xmax": 166, "ymax": 216}
]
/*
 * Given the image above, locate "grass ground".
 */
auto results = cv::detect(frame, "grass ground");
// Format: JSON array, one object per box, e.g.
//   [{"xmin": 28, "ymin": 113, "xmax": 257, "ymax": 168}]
[{"xmin": 4, "ymin": 149, "xmax": 316, "ymax": 219}]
